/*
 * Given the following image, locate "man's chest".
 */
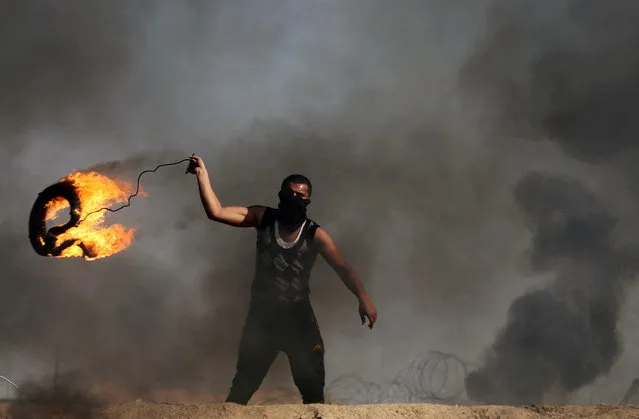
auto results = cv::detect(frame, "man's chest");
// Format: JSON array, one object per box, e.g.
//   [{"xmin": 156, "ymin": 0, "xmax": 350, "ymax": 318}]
[{"xmin": 256, "ymin": 228, "xmax": 317, "ymax": 273}]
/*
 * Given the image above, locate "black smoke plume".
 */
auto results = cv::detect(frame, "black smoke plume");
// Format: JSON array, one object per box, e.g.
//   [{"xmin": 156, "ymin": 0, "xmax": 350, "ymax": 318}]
[
  {"xmin": 461, "ymin": 0, "xmax": 639, "ymax": 403},
  {"xmin": 465, "ymin": 172, "xmax": 636, "ymax": 404}
]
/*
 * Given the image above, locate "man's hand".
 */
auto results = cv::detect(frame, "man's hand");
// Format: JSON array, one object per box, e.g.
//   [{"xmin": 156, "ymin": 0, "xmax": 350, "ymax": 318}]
[
  {"xmin": 187, "ymin": 155, "xmax": 207, "ymax": 176},
  {"xmin": 358, "ymin": 295, "xmax": 377, "ymax": 329}
]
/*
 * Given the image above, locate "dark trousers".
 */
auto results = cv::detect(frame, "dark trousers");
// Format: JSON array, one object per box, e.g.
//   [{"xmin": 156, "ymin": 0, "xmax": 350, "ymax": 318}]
[{"xmin": 225, "ymin": 300, "xmax": 325, "ymax": 405}]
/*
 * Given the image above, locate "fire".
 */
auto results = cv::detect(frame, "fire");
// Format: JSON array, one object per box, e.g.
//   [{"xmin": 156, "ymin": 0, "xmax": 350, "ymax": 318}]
[{"xmin": 45, "ymin": 171, "xmax": 144, "ymax": 261}]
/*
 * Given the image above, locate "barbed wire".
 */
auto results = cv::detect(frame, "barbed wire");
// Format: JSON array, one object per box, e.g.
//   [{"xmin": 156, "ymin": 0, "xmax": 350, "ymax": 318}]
[
  {"xmin": 0, "ymin": 352, "xmax": 470, "ymax": 405},
  {"xmin": 326, "ymin": 351, "xmax": 469, "ymax": 405}
]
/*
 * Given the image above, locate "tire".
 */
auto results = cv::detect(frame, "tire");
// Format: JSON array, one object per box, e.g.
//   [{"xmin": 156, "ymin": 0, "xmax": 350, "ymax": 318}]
[{"xmin": 28, "ymin": 180, "xmax": 85, "ymax": 257}]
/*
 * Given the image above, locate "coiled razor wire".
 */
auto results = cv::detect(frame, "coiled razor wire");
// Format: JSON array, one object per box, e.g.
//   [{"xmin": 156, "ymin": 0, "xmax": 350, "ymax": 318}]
[{"xmin": 327, "ymin": 351, "xmax": 469, "ymax": 405}]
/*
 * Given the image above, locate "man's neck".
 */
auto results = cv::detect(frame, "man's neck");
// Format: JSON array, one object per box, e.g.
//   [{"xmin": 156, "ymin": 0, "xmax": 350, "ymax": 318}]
[{"xmin": 276, "ymin": 219, "xmax": 305, "ymax": 241}]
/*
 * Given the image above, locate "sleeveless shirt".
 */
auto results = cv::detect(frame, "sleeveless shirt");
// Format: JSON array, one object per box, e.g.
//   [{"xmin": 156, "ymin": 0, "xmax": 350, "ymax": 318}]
[{"xmin": 250, "ymin": 207, "xmax": 320, "ymax": 305}]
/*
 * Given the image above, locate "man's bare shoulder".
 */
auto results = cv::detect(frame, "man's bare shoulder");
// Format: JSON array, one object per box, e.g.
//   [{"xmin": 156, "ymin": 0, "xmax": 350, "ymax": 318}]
[
  {"xmin": 247, "ymin": 205, "xmax": 270, "ymax": 227},
  {"xmin": 312, "ymin": 226, "xmax": 332, "ymax": 243}
]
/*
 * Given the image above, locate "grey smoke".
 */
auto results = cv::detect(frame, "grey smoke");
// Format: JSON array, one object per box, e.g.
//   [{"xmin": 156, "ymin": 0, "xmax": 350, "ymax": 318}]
[
  {"xmin": 461, "ymin": 0, "xmax": 639, "ymax": 163},
  {"xmin": 461, "ymin": 0, "xmax": 639, "ymax": 404},
  {"xmin": 4, "ymin": 0, "xmax": 639, "ymax": 406},
  {"xmin": 3, "ymin": 0, "xmax": 511, "ymax": 397}
]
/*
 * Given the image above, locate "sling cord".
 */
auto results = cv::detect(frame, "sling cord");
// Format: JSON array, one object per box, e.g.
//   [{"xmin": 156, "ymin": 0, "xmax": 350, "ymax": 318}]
[{"xmin": 78, "ymin": 156, "xmax": 194, "ymax": 224}]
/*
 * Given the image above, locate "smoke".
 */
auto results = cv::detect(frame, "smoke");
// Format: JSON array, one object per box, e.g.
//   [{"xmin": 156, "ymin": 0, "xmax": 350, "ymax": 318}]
[
  {"xmin": 461, "ymin": 0, "xmax": 639, "ymax": 404},
  {"xmin": 9, "ymin": 372, "xmax": 101, "ymax": 419},
  {"xmin": 465, "ymin": 172, "xmax": 635, "ymax": 404},
  {"xmin": 461, "ymin": 0, "xmax": 639, "ymax": 163},
  {"xmin": 3, "ymin": 0, "xmax": 515, "ymax": 398},
  {"xmin": 4, "ymin": 0, "xmax": 639, "ymax": 407}
]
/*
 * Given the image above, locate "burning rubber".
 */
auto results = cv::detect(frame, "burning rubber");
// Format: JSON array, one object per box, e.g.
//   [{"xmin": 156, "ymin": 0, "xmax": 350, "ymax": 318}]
[
  {"xmin": 28, "ymin": 180, "xmax": 96, "ymax": 259},
  {"xmin": 27, "ymin": 157, "xmax": 192, "ymax": 260}
]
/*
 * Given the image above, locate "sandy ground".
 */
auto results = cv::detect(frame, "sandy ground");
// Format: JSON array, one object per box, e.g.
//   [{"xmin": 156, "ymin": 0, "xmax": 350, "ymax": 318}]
[
  {"xmin": 2, "ymin": 401, "xmax": 639, "ymax": 419},
  {"xmin": 2, "ymin": 385, "xmax": 638, "ymax": 418}
]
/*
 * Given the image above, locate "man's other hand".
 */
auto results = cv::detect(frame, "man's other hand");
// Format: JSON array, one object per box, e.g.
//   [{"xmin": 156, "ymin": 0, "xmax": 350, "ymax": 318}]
[{"xmin": 358, "ymin": 296, "xmax": 377, "ymax": 329}]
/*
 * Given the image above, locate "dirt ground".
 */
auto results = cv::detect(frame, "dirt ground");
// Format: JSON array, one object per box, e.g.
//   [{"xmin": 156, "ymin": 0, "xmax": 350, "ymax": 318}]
[
  {"xmin": 1, "ymin": 385, "xmax": 638, "ymax": 418},
  {"xmin": 2, "ymin": 401, "xmax": 639, "ymax": 419}
]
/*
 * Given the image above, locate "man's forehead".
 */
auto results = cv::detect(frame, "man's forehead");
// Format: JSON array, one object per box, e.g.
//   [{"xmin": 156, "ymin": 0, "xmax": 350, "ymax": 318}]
[{"xmin": 285, "ymin": 182, "xmax": 309, "ymax": 194}]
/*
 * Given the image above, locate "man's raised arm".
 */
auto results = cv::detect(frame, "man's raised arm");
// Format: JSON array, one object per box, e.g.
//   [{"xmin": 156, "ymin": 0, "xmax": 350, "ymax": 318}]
[{"xmin": 188, "ymin": 155, "xmax": 265, "ymax": 228}]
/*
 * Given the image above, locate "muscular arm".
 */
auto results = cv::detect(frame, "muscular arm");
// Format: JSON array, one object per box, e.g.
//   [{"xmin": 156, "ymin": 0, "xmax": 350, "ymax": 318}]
[
  {"xmin": 195, "ymin": 169, "xmax": 265, "ymax": 228},
  {"xmin": 315, "ymin": 227, "xmax": 366, "ymax": 298},
  {"xmin": 314, "ymin": 227, "xmax": 377, "ymax": 328}
]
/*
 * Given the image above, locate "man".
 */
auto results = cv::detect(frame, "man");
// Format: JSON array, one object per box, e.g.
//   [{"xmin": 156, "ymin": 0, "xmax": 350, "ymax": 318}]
[{"xmin": 187, "ymin": 155, "xmax": 377, "ymax": 405}]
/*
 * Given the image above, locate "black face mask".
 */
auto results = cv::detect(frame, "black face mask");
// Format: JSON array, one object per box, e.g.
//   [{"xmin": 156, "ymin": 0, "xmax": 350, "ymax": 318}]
[{"xmin": 277, "ymin": 190, "xmax": 310, "ymax": 229}]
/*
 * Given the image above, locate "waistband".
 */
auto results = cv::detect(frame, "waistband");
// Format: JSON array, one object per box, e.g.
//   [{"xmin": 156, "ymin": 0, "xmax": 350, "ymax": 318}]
[{"xmin": 249, "ymin": 295, "xmax": 313, "ymax": 313}]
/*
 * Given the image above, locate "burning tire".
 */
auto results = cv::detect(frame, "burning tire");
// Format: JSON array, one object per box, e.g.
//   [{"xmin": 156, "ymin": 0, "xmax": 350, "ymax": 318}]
[{"xmin": 28, "ymin": 181, "xmax": 93, "ymax": 258}]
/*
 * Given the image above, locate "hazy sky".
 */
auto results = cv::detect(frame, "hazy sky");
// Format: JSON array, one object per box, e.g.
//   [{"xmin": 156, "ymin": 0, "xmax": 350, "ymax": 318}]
[{"xmin": 1, "ymin": 0, "xmax": 638, "ymax": 405}]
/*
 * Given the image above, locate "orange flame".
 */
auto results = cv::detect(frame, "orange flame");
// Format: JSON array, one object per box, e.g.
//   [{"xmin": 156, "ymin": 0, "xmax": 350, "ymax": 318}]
[{"xmin": 45, "ymin": 171, "xmax": 145, "ymax": 261}]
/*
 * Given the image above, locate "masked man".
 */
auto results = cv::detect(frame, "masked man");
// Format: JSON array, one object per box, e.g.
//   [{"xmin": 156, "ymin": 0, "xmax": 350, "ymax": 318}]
[{"xmin": 187, "ymin": 155, "xmax": 377, "ymax": 405}]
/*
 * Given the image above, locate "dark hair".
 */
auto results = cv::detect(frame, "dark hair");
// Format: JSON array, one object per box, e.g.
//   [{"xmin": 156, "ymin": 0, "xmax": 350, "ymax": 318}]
[{"xmin": 281, "ymin": 174, "xmax": 312, "ymax": 196}]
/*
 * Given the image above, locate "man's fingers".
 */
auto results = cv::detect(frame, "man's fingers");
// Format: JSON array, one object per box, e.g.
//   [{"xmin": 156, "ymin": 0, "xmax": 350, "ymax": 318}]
[
  {"xmin": 368, "ymin": 314, "xmax": 376, "ymax": 329},
  {"xmin": 186, "ymin": 158, "xmax": 198, "ymax": 174},
  {"xmin": 360, "ymin": 312, "xmax": 365, "ymax": 325}
]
